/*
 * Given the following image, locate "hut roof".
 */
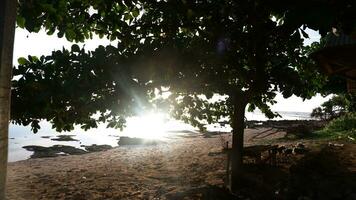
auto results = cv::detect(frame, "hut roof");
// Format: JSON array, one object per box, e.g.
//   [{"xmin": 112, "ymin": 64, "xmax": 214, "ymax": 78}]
[{"xmin": 311, "ymin": 33, "xmax": 356, "ymax": 80}]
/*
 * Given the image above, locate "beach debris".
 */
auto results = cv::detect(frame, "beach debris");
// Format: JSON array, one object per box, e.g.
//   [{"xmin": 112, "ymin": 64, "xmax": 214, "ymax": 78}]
[
  {"xmin": 292, "ymin": 143, "xmax": 309, "ymax": 154},
  {"xmin": 276, "ymin": 145, "xmax": 286, "ymax": 154},
  {"xmin": 328, "ymin": 143, "xmax": 345, "ymax": 148},
  {"xmin": 347, "ymin": 136, "xmax": 355, "ymax": 141},
  {"xmin": 283, "ymin": 148, "xmax": 293, "ymax": 155},
  {"xmin": 296, "ymin": 143, "xmax": 305, "ymax": 149}
]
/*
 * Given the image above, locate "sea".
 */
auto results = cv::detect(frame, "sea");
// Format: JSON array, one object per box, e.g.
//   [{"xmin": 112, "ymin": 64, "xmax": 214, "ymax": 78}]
[{"xmin": 8, "ymin": 110, "xmax": 312, "ymax": 162}]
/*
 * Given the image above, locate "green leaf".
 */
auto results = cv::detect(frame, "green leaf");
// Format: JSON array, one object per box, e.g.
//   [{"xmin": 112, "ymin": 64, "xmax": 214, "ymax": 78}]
[
  {"xmin": 132, "ymin": 8, "xmax": 140, "ymax": 18},
  {"xmin": 29, "ymin": 56, "xmax": 39, "ymax": 62},
  {"xmin": 71, "ymin": 44, "xmax": 81, "ymax": 52},
  {"xmin": 124, "ymin": 13, "xmax": 133, "ymax": 21},
  {"xmin": 46, "ymin": 28, "xmax": 55, "ymax": 35},
  {"xmin": 17, "ymin": 57, "xmax": 28, "ymax": 65},
  {"xmin": 16, "ymin": 16, "xmax": 26, "ymax": 28},
  {"xmin": 65, "ymin": 29, "xmax": 76, "ymax": 41}
]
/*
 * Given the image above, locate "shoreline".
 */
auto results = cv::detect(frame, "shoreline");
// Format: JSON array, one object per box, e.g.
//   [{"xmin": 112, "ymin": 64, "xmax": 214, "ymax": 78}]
[
  {"xmin": 9, "ymin": 119, "xmax": 324, "ymax": 162},
  {"xmin": 6, "ymin": 126, "xmax": 356, "ymax": 199}
]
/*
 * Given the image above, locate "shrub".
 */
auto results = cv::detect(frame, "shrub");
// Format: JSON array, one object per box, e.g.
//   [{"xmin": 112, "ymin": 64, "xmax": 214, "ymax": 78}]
[
  {"xmin": 314, "ymin": 112, "xmax": 356, "ymax": 140},
  {"xmin": 325, "ymin": 112, "xmax": 356, "ymax": 132}
]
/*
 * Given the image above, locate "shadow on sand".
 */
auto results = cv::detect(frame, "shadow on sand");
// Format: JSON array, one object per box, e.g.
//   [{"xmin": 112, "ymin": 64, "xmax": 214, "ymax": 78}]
[{"xmin": 233, "ymin": 144, "xmax": 356, "ymax": 199}]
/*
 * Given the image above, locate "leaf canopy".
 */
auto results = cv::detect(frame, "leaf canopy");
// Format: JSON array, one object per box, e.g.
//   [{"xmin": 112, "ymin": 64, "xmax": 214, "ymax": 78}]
[{"xmin": 13, "ymin": 0, "xmax": 356, "ymax": 131}]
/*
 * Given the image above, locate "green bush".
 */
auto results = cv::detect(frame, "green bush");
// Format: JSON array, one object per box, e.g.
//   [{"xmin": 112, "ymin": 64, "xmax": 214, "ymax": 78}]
[
  {"xmin": 325, "ymin": 112, "xmax": 356, "ymax": 131},
  {"xmin": 314, "ymin": 113, "xmax": 356, "ymax": 140}
]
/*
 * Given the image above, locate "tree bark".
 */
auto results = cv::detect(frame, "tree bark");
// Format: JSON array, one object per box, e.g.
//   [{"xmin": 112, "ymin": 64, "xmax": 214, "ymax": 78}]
[
  {"xmin": 0, "ymin": 0, "xmax": 17, "ymax": 199},
  {"xmin": 230, "ymin": 97, "xmax": 247, "ymax": 192}
]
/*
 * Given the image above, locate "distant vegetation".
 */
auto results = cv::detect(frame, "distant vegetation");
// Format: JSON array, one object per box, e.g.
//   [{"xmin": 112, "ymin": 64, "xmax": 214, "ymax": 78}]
[
  {"xmin": 311, "ymin": 94, "xmax": 354, "ymax": 120},
  {"xmin": 310, "ymin": 94, "xmax": 355, "ymax": 140},
  {"xmin": 313, "ymin": 112, "xmax": 356, "ymax": 140}
]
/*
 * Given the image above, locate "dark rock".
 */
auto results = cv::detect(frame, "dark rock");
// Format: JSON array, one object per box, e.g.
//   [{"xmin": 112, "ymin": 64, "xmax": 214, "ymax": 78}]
[
  {"xmin": 23, "ymin": 145, "xmax": 61, "ymax": 158},
  {"xmin": 51, "ymin": 135, "xmax": 78, "ymax": 141},
  {"xmin": 51, "ymin": 145, "xmax": 87, "ymax": 155},
  {"xmin": 118, "ymin": 136, "xmax": 161, "ymax": 146},
  {"xmin": 23, "ymin": 145, "xmax": 50, "ymax": 152},
  {"xmin": 23, "ymin": 145, "xmax": 86, "ymax": 159},
  {"xmin": 246, "ymin": 120, "xmax": 326, "ymax": 137},
  {"xmin": 83, "ymin": 144, "xmax": 112, "ymax": 152}
]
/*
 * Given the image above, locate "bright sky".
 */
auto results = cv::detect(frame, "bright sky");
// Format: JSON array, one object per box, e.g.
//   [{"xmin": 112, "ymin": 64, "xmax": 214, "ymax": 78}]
[{"xmin": 13, "ymin": 28, "xmax": 331, "ymax": 113}]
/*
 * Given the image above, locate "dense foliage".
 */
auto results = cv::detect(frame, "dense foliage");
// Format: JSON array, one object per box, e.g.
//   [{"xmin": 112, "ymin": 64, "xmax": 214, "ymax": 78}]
[
  {"xmin": 13, "ymin": 0, "xmax": 333, "ymax": 132},
  {"xmin": 314, "ymin": 112, "xmax": 356, "ymax": 140},
  {"xmin": 311, "ymin": 94, "xmax": 354, "ymax": 120},
  {"xmin": 12, "ymin": 45, "xmax": 151, "ymax": 132}
]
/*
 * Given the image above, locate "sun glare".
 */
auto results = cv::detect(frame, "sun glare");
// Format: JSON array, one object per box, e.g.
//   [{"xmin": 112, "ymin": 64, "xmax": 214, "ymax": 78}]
[{"xmin": 122, "ymin": 113, "xmax": 168, "ymax": 139}]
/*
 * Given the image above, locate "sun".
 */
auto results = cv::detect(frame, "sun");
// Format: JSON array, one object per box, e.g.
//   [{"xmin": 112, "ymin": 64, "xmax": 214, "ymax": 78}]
[{"xmin": 122, "ymin": 112, "xmax": 168, "ymax": 139}]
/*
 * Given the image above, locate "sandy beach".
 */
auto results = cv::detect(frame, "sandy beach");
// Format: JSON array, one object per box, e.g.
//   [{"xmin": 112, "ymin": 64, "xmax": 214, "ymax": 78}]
[{"xmin": 6, "ymin": 127, "xmax": 356, "ymax": 199}]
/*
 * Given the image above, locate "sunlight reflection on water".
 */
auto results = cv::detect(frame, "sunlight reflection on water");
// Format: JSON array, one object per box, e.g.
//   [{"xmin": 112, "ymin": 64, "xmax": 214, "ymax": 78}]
[{"xmin": 9, "ymin": 110, "xmax": 310, "ymax": 162}]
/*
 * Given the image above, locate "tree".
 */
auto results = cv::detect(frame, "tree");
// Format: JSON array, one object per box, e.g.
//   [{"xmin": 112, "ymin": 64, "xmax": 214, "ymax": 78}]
[
  {"xmin": 1, "ymin": 0, "xmax": 355, "ymax": 197},
  {"xmin": 14, "ymin": 0, "xmax": 324, "ymax": 191},
  {"xmin": 312, "ymin": 94, "xmax": 355, "ymax": 120},
  {"xmin": 0, "ymin": 0, "xmax": 17, "ymax": 199}
]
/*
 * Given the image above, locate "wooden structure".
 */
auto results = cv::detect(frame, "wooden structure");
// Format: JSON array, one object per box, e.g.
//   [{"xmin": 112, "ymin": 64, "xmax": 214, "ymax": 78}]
[
  {"xmin": 312, "ymin": 33, "xmax": 356, "ymax": 93},
  {"xmin": 224, "ymin": 144, "xmax": 278, "ymax": 188}
]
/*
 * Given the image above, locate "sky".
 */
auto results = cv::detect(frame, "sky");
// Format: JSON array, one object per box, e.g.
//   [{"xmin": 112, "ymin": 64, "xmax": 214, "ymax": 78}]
[{"xmin": 13, "ymin": 28, "xmax": 331, "ymax": 113}]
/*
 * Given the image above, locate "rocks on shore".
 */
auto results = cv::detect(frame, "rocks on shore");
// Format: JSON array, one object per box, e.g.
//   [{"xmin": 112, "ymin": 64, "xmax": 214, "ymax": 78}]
[
  {"xmin": 246, "ymin": 120, "xmax": 326, "ymax": 138},
  {"xmin": 118, "ymin": 136, "xmax": 161, "ymax": 146},
  {"xmin": 51, "ymin": 135, "xmax": 79, "ymax": 141},
  {"xmin": 81, "ymin": 144, "xmax": 113, "ymax": 152},
  {"xmin": 23, "ymin": 144, "xmax": 113, "ymax": 159}
]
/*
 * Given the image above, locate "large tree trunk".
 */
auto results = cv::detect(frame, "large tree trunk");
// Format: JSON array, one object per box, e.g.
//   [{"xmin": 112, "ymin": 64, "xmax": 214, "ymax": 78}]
[
  {"xmin": 230, "ymin": 97, "xmax": 247, "ymax": 192},
  {"xmin": 0, "ymin": 0, "xmax": 17, "ymax": 199}
]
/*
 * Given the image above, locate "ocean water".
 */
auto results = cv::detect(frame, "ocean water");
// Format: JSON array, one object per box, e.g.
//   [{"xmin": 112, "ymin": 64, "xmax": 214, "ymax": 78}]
[
  {"xmin": 246, "ymin": 110, "xmax": 311, "ymax": 121},
  {"xmin": 8, "ymin": 110, "xmax": 312, "ymax": 162}
]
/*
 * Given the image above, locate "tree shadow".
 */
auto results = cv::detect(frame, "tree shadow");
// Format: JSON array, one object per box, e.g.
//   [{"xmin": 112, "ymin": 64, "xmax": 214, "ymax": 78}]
[
  {"xmin": 165, "ymin": 185, "xmax": 241, "ymax": 200},
  {"xmin": 250, "ymin": 128, "xmax": 281, "ymax": 140},
  {"xmin": 283, "ymin": 145, "xmax": 356, "ymax": 199},
  {"xmin": 229, "ymin": 144, "xmax": 356, "ymax": 199}
]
